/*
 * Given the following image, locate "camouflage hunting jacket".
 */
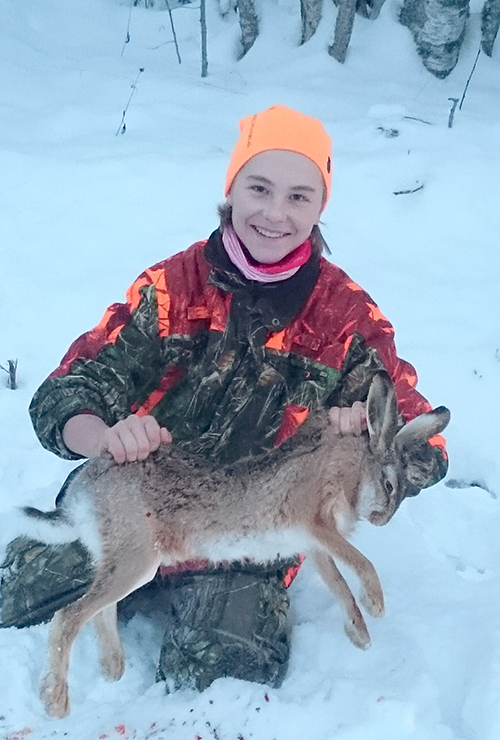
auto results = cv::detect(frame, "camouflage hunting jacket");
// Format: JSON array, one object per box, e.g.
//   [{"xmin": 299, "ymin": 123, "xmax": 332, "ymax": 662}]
[{"xmin": 29, "ymin": 229, "xmax": 447, "ymax": 489}]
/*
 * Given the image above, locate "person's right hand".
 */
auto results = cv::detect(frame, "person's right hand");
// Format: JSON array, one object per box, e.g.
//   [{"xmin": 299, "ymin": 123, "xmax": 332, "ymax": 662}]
[
  {"xmin": 63, "ymin": 413, "xmax": 172, "ymax": 463},
  {"xmin": 99, "ymin": 415, "xmax": 172, "ymax": 464}
]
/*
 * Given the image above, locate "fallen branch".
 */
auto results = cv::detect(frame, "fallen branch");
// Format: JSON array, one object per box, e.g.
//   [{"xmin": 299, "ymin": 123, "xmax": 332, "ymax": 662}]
[
  {"xmin": 393, "ymin": 183, "xmax": 424, "ymax": 195},
  {"xmin": 403, "ymin": 116, "xmax": 433, "ymax": 125}
]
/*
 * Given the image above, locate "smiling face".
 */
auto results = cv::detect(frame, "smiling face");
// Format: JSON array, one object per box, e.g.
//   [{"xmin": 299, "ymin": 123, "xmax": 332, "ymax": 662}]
[{"xmin": 227, "ymin": 150, "xmax": 325, "ymax": 264}]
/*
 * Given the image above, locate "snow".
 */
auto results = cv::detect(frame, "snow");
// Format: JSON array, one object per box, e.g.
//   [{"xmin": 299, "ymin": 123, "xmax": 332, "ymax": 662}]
[{"xmin": 0, "ymin": 0, "xmax": 499, "ymax": 737}]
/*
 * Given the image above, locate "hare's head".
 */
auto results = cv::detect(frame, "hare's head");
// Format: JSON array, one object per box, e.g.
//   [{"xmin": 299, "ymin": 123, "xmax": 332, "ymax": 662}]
[{"xmin": 360, "ymin": 372, "xmax": 450, "ymax": 526}]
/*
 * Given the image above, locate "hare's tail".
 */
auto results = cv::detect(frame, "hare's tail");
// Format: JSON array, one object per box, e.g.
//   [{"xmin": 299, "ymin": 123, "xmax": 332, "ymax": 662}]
[
  {"xmin": 19, "ymin": 493, "xmax": 101, "ymax": 561},
  {"xmin": 20, "ymin": 503, "xmax": 83, "ymax": 546}
]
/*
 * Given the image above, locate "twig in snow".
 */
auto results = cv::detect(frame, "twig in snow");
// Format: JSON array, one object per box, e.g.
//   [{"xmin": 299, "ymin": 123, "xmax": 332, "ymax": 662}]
[
  {"xmin": 448, "ymin": 97, "xmax": 459, "ymax": 128},
  {"xmin": 121, "ymin": 0, "xmax": 135, "ymax": 56},
  {"xmin": 459, "ymin": 48, "xmax": 481, "ymax": 110},
  {"xmin": 393, "ymin": 184, "xmax": 424, "ymax": 195},
  {"xmin": 165, "ymin": 0, "xmax": 182, "ymax": 63},
  {"xmin": 377, "ymin": 127, "xmax": 399, "ymax": 137},
  {"xmin": 403, "ymin": 116, "xmax": 434, "ymax": 125},
  {"xmin": 446, "ymin": 478, "xmax": 496, "ymax": 497},
  {"xmin": 1, "ymin": 359, "xmax": 18, "ymax": 390},
  {"xmin": 115, "ymin": 68, "xmax": 145, "ymax": 136}
]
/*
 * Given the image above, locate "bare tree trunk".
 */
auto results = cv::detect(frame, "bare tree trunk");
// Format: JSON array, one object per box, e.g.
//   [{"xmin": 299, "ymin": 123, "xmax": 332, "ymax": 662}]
[
  {"xmin": 200, "ymin": 0, "xmax": 208, "ymax": 77},
  {"xmin": 355, "ymin": 0, "xmax": 386, "ymax": 19},
  {"xmin": 237, "ymin": 0, "xmax": 259, "ymax": 58},
  {"xmin": 300, "ymin": 0, "xmax": 324, "ymax": 43},
  {"xmin": 481, "ymin": 0, "xmax": 500, "ymax": 55},
  {"xmin": 399, "ymin": 0, "xmax": 470, "ymax": 78},
  {"xmin": 329, "ymin": 0, "xmax": 357, "ymax": 63}
]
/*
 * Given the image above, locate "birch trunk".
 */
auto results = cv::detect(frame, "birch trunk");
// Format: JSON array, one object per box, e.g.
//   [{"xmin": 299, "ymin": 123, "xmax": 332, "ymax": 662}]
[
  {"xmin": 400, "ymin": 0, "xmax": 470, "ymax": 78},
  {"xmin": 481, "ymin": 0, "xmax": 500, "ymax": 55},
  {"xmin": 329, "ymin": 0, "xmax": 357, "ymax": 63},
  {"xmin": 300, "ymin": 0, "xmax": 324, "ymax": 43},
  {"xmin": 237, "ymin": 0, "xmax": 259, "ymax": 57}
]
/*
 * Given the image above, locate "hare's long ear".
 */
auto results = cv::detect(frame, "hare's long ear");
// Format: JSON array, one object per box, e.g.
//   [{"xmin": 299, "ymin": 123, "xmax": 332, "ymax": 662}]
[
  {"xmin": 395, "ymin": 406, "xmax": 450, "ymax": 451},
  {"xmin": 366, "ymin": 371, "xmax": 399, "ymax": 457}
]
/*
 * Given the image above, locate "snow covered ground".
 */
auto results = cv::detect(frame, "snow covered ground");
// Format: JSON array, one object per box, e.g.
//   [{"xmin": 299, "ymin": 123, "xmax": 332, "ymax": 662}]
[{"xmin": 1, "ymin": 0, "xmax": 499, "ymax": 737}]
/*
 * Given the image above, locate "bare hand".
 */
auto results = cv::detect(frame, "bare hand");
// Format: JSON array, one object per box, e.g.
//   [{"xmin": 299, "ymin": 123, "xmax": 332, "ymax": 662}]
[
  {"xmin": 328, "ymin": 401, "xmax": 366, "ymax": 436},
  {"xmin": 99, "ymin": 415, "xmax": 172, "ymax": 464},
  {"xmin": 63, "ymin": 413, "xmax": 172, "ymax": 463}
]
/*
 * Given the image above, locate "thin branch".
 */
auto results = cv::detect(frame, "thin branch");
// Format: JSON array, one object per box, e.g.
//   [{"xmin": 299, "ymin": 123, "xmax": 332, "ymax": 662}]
[
  {"xmin": 459, "ymin": 48, "xmax": 481, "ymax": 110},
  {"xmin": 149, "ymin": 40, "xmax": 176, "ymax": 49},
  {"xmin": 121, "ymin": 0, "xmax": 134, "ymax": 56},
  {"xmin": 165, "ymin": 0, "xmax": 182, "ymax": 64},
  {"xmin": 116, "ymin": 68, "xmax": 145, "ymax": 136}
]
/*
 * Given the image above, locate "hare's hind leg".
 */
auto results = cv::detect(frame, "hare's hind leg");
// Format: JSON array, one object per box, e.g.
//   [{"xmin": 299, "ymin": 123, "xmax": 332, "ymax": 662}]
[
  {"xmin": 41, "ymin": 548, "xmax": 161, "ymax": 718},
  {"xmin": 312, "ymin": 550, "xmax": 371, "ymax": 649},
  {"xmin": 93, "ymin": 603, "xmax": 125, "ymax": 681}
]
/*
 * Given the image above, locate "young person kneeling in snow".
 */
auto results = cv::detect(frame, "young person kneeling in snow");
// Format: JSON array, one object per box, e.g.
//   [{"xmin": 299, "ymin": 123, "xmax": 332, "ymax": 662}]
[{"xmin": 0, "ymin": 106, "xmax": 447, "ymax": 690}]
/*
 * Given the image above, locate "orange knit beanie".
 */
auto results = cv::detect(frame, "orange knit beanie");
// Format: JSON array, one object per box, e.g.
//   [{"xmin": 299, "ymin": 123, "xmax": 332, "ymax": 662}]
[{"xmin": 224, "ymin": 105, "xmax": 332, "ymax": 205}]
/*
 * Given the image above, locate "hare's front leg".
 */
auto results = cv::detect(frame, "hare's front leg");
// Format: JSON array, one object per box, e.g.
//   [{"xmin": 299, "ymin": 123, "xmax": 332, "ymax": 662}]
[
  {"xmin": 312, "ymin": 550, "xmax": 371, "ymax": 648},
  {"xmin": 311, "ymin": 523, "xmax": 385, "ymax": 618}
]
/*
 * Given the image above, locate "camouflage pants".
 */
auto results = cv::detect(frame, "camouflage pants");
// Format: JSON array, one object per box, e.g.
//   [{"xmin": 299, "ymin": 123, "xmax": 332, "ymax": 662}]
[
  {"xmin": 154, "ymin": 563, "xmax": 291, "ymax": 690},
  {"xmin": 1, "ymin": 538, "xmax": 293, "ymax": 689}
]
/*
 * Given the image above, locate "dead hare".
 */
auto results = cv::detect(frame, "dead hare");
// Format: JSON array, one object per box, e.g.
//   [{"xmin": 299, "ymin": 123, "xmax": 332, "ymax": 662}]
[{"xmin": 19, "ymin": 371, "xmax": 449, "ymax": 717}]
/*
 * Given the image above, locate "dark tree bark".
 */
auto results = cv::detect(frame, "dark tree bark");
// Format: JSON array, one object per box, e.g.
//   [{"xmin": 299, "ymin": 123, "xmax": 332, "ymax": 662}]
[
  {"xmin": 400, "ymin": 0, "xmax": 470, "ymax": 78},
  {"xmin": 200, "ymin": 0, "xmax": 208, "ymax": 77},
  {"xmin": 329, "ymin": 0, "xmax": 357, "ymax": 62},
  {"xmin": 355, "ymin": 0, "xmax": 386, "ymax": 19},
  {"xmin": 481, "ymin": 0, "xmax": 500, "ymax": 55},
  {"xmin": 237, "ymin": 0, "xmax": 259, "ymax": 58},
  {"xmin": 300, "ymin": 0, "xmax": 324, "ymax": 43}
]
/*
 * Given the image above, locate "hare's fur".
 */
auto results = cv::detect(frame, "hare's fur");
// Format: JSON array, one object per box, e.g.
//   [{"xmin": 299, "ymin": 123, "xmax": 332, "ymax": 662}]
[{"xmin": 24, "ymin": 372, "xmax": 449, "ymax": 717}]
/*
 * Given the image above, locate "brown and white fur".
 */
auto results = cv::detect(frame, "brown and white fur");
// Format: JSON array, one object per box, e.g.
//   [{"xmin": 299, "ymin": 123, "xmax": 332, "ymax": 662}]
[{"xmin": 22, "ymin": 372, "xmax": 449, "ymax": 717}]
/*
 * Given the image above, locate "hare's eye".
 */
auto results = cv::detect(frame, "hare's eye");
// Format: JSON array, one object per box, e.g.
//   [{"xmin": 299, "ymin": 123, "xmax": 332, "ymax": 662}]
[{"xmin": 384, "ymin": 479, "xmax": 394, "ymax": 495}]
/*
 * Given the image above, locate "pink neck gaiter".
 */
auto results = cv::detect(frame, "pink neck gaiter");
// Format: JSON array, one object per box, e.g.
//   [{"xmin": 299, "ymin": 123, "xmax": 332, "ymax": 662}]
[{"xmin": 222, "ymin": 225, "xmax": 312, "ymax": 283}]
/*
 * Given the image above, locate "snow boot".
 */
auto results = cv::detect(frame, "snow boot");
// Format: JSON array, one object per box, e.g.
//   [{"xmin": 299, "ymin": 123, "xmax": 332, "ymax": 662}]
[
  {"xmin": 155, "ymin": 559, "xmax": 296, "ymax": 691},
  {"xmin": 0, "ymin": 536, "xmax": 95, "ymax": 629}
]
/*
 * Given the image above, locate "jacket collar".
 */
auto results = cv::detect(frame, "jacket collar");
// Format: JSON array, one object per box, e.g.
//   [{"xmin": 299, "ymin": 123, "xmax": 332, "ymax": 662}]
[{"xmin": 204, "ymin": 228, "xmax": 320, "ymax": 331}]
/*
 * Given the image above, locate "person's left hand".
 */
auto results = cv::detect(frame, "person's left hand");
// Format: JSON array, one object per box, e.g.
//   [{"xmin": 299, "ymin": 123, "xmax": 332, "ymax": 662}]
[{"xmin": 328, "ymin": 401, "xmax": 366, "ymax": 436}]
